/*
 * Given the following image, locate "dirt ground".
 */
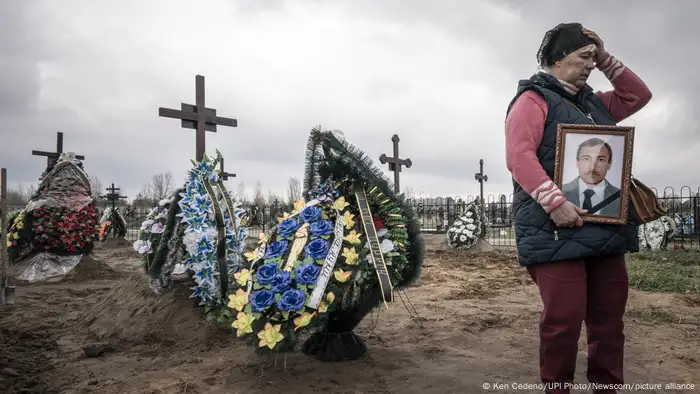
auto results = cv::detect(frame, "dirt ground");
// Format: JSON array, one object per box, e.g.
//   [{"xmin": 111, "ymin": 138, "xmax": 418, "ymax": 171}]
[{"xmin": 1, "ymin": 235, "xmax": 698, "ymax": 394}]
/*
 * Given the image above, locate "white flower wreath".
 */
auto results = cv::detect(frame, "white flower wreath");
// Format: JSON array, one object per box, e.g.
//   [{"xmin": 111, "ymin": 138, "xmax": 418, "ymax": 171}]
[
  {"xmin": 639, "ymin": 215, "xmax": 676, "ymax": 251},
  {"xmin": 446, "ymin": 201, "xmax": 488, "ymax": 249}
]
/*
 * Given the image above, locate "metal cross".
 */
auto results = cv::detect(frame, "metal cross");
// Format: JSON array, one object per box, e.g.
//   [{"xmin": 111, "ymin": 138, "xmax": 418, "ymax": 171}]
[
  {"xmin": 100, "ymin": 183, "xmax": 127, "ymax": 211},
  {"xmin": 218, "ymin": 157, "xmax": 236, "ymax": 181},
  {"xmin": 158, "ymin": 75, "xmax": 238, "ymax": 162},
  {"xmin": 379, "ymin": 134, "xmax": 412, "ymax": 195},
  {"xmin": 32, "ymin": 132, "xmax": 85, "ymax": 169},
  {"xmin": 474, "ymin": 159, "xmax": 488, "ymax": 236}
]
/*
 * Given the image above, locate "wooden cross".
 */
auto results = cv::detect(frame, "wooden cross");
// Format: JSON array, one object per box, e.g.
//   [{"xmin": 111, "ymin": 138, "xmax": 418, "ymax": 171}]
[
  {"xmin": 218, "ymin": 157, "xmax": 236, "ymax": 181},
  {"xmin": 474, "ymin": 159, "xmax": 488, "ymax": 236},
  {"xmin": 32, "ymin": 132, "xmax": 85, "ymax": 169},
  {"xmin": 100, "ymin": 183, "xmax": 127, "ymax": 211},
  {"xmin": 158, "ymin": 75, "xmax": 238, "ymax": 162},
  {"xmin": 379, "ymin": 134, "xmax": 412, "ymax": 195}
]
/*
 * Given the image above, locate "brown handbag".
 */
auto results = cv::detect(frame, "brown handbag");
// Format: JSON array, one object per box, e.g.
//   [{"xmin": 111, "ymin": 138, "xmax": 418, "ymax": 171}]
[{"xmin": 629, "ymin": 177, "xmax": 667, "ymax": 223}]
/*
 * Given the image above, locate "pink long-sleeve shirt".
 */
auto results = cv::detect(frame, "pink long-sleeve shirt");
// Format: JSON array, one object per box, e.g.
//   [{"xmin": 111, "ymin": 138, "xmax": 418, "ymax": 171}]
[{"xmin": 505, "ymin": 55, "xmax": 652, "ymax": 213}]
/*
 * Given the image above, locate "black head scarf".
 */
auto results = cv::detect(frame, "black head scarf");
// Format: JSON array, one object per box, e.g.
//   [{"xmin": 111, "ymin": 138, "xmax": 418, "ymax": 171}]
[{"xmin": 537, "ymin": 22, "xmax": 597, "ymax": 67}]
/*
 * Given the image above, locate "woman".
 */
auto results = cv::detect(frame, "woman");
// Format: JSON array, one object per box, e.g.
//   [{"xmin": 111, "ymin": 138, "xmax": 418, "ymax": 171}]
[{"xmin": 504, "ymin": 23, "xmax": 652, "ymax": 393}]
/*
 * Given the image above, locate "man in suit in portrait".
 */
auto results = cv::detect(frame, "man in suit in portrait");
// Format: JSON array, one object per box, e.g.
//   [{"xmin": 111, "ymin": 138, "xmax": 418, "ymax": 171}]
[{"xmin": 562, "ymin": 137, "xmax": 621, "ymax": 217}]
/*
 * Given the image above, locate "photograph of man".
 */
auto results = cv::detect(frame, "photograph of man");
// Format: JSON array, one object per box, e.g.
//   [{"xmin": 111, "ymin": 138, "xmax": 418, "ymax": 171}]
[{"xmin": 562, "ymin": 136, "xmax": 621, "ymax": 216}]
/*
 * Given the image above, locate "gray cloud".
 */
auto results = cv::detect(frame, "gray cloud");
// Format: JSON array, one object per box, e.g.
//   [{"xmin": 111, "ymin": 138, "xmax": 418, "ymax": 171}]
[{"xmin": 0, "ymin": 0, "xmax": 697, "ymax": 202}]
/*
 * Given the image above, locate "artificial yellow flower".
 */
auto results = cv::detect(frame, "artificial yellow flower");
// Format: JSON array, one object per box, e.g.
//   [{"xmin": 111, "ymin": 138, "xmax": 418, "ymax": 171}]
[
  {"xmin": 293, "ymin": 311, "xmax": 316, "ymax": 331},
  {"xmin": 244, "ymin": 249, "xmax": 258, "ymax": 262},
  {"xmin": 293, "ymin": 200, "xmax": 306, "ymax": 212},
  {"xmin": 227, "ymin": 289, "xmax": 248, "ymax": 312},
  {"xmin": 232, "ymin": 312, "xmax": 255, "ymax": 337},
  {"xmin": 318, "ymin": 302, "xmax": 328, "ymax": 313},
  {"xmin": 258, "ymin": 232, "xmax": 266, "ymax": 244},
  {"xmin": 341, "ymin": 211, "xmax": 355, "ymax": 229},
  {"xmin": 343, "ymin": 230, "xmax": 361, "ymax": 245},
  {"xmin": 234, "ymin": 269, "xmax": 251, "ymax": 286},
  {"xmin": 334, "ymin": 269, "xmax": 352, "ymax": 283},
  {"xmin": 326, "ymin": 291, "xmax": 336, "ymax": 303},
  {"xmin": 257, "ymin": 322, "xmax": 285, "ymax": 349},
  {"xmin": 342, "ymin": 247, "xmax": 358, "ymax": 265},
  {"xmin": 277, "ymin": 212, "xmax": 291, "ymax": 223},
  {"xmin": 333, "ymin": 196, "xmax": 349, "ymax": 211}
]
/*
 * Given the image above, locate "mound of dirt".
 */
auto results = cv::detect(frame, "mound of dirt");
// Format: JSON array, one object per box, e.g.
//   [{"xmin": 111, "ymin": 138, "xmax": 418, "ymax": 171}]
[
  {"xmin": 80, "ymin": 273, "xmax": 234, "ymax": 348},
  {"xmin": 63, "ymin": 254, "xmax": 122, "ymax": 282}
]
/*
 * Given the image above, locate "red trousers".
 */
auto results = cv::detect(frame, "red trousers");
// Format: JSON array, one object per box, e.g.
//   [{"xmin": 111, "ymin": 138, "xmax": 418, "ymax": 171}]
[{"xmin": 527, "ymin": 255, "xmax": 628, "ymax": 394}]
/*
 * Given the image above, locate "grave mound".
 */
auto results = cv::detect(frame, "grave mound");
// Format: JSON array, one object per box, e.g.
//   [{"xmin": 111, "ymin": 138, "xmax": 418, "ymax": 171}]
[
  {"xmin": 81, "ymin": 273, "xmax": 233, "ymax": 346},
  {"xmin": 6, "ymin": 153, "xmax": 102, "ymax": 283}
]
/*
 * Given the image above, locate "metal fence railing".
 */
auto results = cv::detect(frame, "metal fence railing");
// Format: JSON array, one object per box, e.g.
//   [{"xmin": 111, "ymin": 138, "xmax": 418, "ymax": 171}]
[{"xmin": 5, "ymin": 186, "xmax": 700, "ymax": 249}]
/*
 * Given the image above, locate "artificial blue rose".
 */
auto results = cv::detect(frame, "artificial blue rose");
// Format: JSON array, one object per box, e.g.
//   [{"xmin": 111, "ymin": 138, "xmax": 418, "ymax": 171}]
[
  {"xmin": 300, "ymin": 206, "xmax": 321, "ymax": 223},
  {"xmin": 277, "ymin": 217, "xmax": 301, "ymax": 238},
  {"xmin": 294, "ymin": 263, "xmax": 320, "ymax": 285},
  {"xmin": 310, "ymin": 220, "xmax": 333, "ymax": 237},
  {"xmin": 277, "ymin": 289, "xmax": 306, "ymax": 312},
  {"xmin": 305, "ymin": 238, "xmax": 330, "ymax": 260},
  {"xmin": 270, "ymin": 271, "xmax": 292, "ymax": 293},
  {"xmin": 250, "ymin": 289, "xmax": 276, "ymax": 312},
  {"xmin": 265, "ymin": 240, "xmax": 289, "ymax": 259},
  {"xmin": 255, "ymin": 262, "xmax": 279, "ymax": 285}
]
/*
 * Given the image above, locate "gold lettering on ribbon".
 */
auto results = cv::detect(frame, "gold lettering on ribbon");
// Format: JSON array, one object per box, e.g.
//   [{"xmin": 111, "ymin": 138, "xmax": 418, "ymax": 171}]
[{"xmin": 354, "ymin": 186, "xmax": 393, "ymax": 307}]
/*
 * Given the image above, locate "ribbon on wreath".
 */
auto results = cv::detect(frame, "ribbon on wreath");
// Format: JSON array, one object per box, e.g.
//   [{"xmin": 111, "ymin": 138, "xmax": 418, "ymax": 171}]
[{"xmin": 354, "ymin": 186, "xmax": 393, "ymax": 307}]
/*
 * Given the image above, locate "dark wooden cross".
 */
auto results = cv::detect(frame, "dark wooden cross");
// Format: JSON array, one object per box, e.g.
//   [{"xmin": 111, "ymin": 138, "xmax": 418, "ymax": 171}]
[
  {"xmin": 32, "ymin": 132, "xmax": 85, "ymax": 169},
  {"xmin": 474, "ymin": 159, "xmax": 488, "ymax": 237},
  {"xmin": 379, "ymin": 134, "xmax": 412, "ymax": 195},
  {"xmin": 218, "ymin": 157, "xmax": 235, "ymax": 181},
  {"xmin": 100, "ymin": 183, "xmax": 127, "ymax": 211},
  {"xmin": 158, "ymin": 75, "xmax": 238, "ymax": 162}
]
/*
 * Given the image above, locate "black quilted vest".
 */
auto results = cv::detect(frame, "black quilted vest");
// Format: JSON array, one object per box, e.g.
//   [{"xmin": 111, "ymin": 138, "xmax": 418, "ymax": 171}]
[{"xmin": 506, "ymin": 72, "xmax": 639, "ymax": 267}]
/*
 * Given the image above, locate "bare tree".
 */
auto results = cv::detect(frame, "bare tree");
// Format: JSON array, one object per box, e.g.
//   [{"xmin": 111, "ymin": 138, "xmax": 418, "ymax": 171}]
[
  {"xmin": 138, "ymin": 172, "xmax": 174, "ymax": 203},
  {"xmin": 252, "ymin": 181, "xmax": 265, "ymax": 207},
  {"xmin": 89, "ymin": 175, "xmax": 103, "ymax": 198},
  {"xmin": 5, "ymin": 185, "xmax": 33, "ymax": 206},
  {"xmin": 287, "ymin": 177, "xmax": 302, "ymax": 204},
  {"xmin": 236, "ymin": 181, "xmax": 248, "ymax": 203}
]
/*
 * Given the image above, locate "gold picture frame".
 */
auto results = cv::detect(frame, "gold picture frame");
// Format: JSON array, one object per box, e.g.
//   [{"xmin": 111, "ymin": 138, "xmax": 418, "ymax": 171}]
[{"xmin": 553, "ymin": 124, "xmax": 635, "ymax": 225}]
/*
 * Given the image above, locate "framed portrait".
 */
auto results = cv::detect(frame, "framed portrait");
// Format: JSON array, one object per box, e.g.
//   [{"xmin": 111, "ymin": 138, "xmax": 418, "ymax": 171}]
[{"xmin": 553, "ymin": 124, "xmax": 635, "ymax": 225}]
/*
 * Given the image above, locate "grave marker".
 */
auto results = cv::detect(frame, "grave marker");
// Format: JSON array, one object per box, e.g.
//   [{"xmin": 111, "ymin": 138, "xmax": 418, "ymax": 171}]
[
  {"xmin": 379, "ymin": 134, "xmax": 412, "ymax": 195},
  {"xmin": 474, "ymin": 159, "xmax": 488, "ymax": 236},
  {"xmin": 32, "ymin": 132, "xmax": 85, "ymax": 169},
  {"xmin": 158, "ymin": 75, "xmax": 238, "ymax": 162},
  {"xmin": 100, "ymin": 183, "xmax": 127, "ymax": 211}
]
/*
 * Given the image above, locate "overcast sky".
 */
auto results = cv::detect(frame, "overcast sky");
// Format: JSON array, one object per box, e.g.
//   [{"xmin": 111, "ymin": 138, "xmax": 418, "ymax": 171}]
[{"xmin": 2, "ymin": 0, "xmax": 698, "ymax": 202}]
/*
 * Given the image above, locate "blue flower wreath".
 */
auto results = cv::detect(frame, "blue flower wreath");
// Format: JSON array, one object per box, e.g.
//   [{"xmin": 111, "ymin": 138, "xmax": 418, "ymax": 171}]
[{"xmin": 177, "ymin": 152, "xmax": 249, "ymax": 306}]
